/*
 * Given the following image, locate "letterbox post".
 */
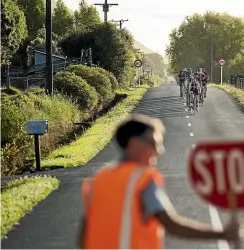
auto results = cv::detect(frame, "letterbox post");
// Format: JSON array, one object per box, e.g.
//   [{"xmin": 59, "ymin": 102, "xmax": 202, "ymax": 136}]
[
  {"xmin": 27, "ymin": 120, "xmax": 48, "ymax": 172},
  {"xmin": 34, "ymin": 134, "xmax": 41, "ymax": 171}
]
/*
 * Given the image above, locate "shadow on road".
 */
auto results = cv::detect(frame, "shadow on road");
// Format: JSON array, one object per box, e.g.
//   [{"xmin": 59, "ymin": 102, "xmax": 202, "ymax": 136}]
[{"xmin": 133, "ymin": 96, "xmax": 186, "ymax": 118}]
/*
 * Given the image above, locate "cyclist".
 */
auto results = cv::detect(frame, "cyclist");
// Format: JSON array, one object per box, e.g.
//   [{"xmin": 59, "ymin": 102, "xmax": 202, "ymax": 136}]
[
  {"xmin": 190, "ymin": 72, "xmax": 201, "ymax": 111},
  {"xmin": 202, "ymin": 68, "xmax": 209, "ymax": 98},
  {"xmin": 178, "ymin": 68, "xmax": 187, "ymax": 97}
]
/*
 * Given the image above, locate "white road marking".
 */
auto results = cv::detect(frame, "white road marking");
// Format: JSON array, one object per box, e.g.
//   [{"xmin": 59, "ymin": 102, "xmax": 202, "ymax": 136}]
[
  {"xmin": 185, "ymin": 109, "xmax": 188, "ymax": 111},
  {"xmin": 192, "ymin": 144, "xmax": 196, "ymax": 149},
  {"xmin": 184, "ymin": 103, "xmax": 187, "ymax": 106},
  {"xmin": 186, "ymin": 116, "xmax": 189, "ymax": 118},
  {"xmin": 190, "ymin": 133, "xmax": 194, "ymax": 136},
  {"xmin": 208, "ymin": 205, "xmax": 230, "ymax": 249},
  {"xmin": 188, "ymin": 123, "xmax": 191, "ymax": 127}
]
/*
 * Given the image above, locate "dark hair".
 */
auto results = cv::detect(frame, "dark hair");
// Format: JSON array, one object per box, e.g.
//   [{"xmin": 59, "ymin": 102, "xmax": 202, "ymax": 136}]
[{"xmin": 115, "ymin": 114, "xmax": 165, "ymax": 149}]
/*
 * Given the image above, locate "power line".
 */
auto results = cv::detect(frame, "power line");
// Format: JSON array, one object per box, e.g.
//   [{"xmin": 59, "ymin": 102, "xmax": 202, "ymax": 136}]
[
  {"xmin": 94, "ymin": 0, "xmax": 118, "ymax": 22},
  {"xmin": 111, "ymin": 19, "xmax": 129, "ymax": 29}
]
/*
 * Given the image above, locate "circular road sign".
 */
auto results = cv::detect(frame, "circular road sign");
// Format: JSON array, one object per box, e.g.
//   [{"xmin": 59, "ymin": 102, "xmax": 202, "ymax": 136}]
[
  {"xmin": 134, "ymin": 59, "xmax": 142, "ymax": 68},
  {"xmin": 218, "ymin": 58, "xmax": 225, "ymax": 66},
  {"xmin": 188, "ymin": 141, "xmax": 244, "ymax": 210}
]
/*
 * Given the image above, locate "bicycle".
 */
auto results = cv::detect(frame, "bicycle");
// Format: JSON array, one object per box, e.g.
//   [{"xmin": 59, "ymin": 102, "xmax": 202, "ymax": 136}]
[{"xmin": 188, "ymin": 83, "xmax": 199, "ymax": 115}]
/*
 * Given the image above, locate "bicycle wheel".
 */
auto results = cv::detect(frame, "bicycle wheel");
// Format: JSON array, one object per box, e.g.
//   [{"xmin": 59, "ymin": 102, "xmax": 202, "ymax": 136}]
[{"xmin": 193, "ymin": 96, "xmax": 196, "ymax": 115}]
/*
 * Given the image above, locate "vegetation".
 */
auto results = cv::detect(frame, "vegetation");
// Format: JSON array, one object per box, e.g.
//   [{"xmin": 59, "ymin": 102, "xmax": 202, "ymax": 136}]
[
  {"xmin": 16, "ymin": 0, "xmax": 45, "ymax": 39},
  {"xmin": 1, "ymin": 0, "xmax": 28, "ymax": 65},
  {"xmin": 67, "ymin": 65, "xmax": 115, "ymax": 106},
  {"xmin": 166, "ymin": 12, "xmax": 244, "ymax": 81},
  {"xmin": 1, "ymin": 176, "xmax": 59, "ymax": 239},
  {"xmin": 60, "ymin": 23, "xmax": 136, "ymax": 87},
  {"xmin": 1, "ymin": 89, "xmax": 82, "ymax": 175},
  {"xmin": 41, "ymin": 87, "xmax": 148, "ymax": 169},
  {"xmin": 52, "ymin": 0, "xmax": 73, "ymax": 37},
  {"xmin": 54, "ymin": 71, "xmax": 99, "ymax": 110}
]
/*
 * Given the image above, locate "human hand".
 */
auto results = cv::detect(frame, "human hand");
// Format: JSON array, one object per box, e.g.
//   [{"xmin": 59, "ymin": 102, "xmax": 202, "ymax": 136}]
[{"xmin": 223, "ymin": 219, "xmax": 239, "ymax": 242}]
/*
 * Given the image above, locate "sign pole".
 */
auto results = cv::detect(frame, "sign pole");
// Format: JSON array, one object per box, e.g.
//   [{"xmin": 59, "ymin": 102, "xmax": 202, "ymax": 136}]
[
  {"xmin": 138, "ymin": 67, "xmax": 140, "ymax": 85},
  {"xmin": 228, "ymin": 189, "xmax": 240, "ymax": 249},
  {"xmin": 221, "ymin": 66, "xmax": 223, "ymax": 85}
]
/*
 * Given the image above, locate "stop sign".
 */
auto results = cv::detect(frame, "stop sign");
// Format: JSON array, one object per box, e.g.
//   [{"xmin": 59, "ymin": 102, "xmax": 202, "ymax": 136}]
[{"xmin": 188, "ymin": 141, "xmax": 244, "ymax": 210}]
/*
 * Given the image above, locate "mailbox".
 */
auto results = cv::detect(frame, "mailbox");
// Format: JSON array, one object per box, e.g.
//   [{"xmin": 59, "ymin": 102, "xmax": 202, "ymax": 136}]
[{"xmin": 27, "ymin": 120, "xmax": 48, "ymax": 135}]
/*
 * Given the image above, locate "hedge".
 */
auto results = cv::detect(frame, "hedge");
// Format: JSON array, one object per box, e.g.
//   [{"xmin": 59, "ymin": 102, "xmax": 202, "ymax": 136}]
[
  {"xmin": 94, "ymin": 67, "xmax": 119, "ymax": 90},
  {"xmin": 54, "ymin": 71, "xmax": 98, "ymax": 110},
  {"xmin": 67, "ymin": 65, "xmax": 115, "ymax": 106}
]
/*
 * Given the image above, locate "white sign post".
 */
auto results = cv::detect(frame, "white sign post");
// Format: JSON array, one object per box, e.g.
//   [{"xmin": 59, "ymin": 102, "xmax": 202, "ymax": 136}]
[{"xmin": 218, "ymin": 58, "xmax": 225, "ymax": 85}]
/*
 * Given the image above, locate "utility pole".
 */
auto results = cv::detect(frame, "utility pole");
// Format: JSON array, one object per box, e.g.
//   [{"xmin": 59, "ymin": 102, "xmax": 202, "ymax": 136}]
[
  {"xmin": 111, "ymin": 19, "xmax": 129, "ymax": 29},
  {"xmin": 45, "ymin": 0, "xmax": 53, "ymax": 95},
  {"xmin": 94, "ymin": 0, "xmax": 118, "ymax": 22}
]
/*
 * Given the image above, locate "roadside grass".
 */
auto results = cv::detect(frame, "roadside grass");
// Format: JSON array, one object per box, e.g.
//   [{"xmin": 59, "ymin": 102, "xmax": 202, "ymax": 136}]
[
  {"xmin": 1, "ymin": 176, "xmax": 60, "ymax": 239},
  {"xmin": 209, "ymin": 83, "xmax": 244, "ymax": 108},
  {"xmin": 41, "ymin": 86, "xmax": 148, "ymax": 168}
]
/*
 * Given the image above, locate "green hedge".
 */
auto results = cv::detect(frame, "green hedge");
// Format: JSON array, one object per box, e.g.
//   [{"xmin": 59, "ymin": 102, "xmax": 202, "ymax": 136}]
[
  {"xmin": 1, "ymin": 89, "xmax": 82, "ymax": 175},
  {"xmin": 54, "ymin": 71, "xmax": 98, "ymax": 110},
  {"xmin": 67, "ymin": 65, "xmax": 115, "ymax": 106},
  {"xmin": 94, "ymin": 67, "xmax": 119, "ymax": 90}
]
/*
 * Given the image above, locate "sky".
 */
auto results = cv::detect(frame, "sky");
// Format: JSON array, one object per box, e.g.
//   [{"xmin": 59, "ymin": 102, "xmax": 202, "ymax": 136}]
[{"xmin": 63, "ymin": 0, "xmax": 244, "ymax": 56}]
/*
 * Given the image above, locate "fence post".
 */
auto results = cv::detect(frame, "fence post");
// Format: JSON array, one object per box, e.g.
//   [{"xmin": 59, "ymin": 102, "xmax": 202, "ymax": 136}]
[{"xmin": 6, "ymin": 65, "xmax": 10, "ymax": 89}]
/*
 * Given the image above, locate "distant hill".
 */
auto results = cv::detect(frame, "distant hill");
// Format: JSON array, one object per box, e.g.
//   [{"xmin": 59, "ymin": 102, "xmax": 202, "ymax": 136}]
[{"xmin": 134, "ymin": 40, "xmax": 156, "ymax": 54}]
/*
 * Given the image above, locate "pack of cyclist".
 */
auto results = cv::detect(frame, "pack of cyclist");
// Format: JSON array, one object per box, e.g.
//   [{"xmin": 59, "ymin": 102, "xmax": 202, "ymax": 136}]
[{"xmin": 178, "ymin": 68, "xmax": 209, "ymax": 112}]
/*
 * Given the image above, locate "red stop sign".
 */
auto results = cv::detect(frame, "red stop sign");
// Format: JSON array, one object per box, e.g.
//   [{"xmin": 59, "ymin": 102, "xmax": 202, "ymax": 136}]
[{"xmin": 188, "ymin": 141, "xmax": 244, "ymax": 210}]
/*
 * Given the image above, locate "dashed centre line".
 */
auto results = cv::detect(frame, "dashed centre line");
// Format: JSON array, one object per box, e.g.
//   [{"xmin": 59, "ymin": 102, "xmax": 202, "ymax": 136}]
[
  {"xmin": 186, "ymin": 116, "xmax": 189, "ymax": 118},
  {"xmin": 188, "ymin": 123, "xmax": 191, "ymax": 127},
  {"xmin": 190, "ymin": 133, "xmax": 194, "ymax": 136}
]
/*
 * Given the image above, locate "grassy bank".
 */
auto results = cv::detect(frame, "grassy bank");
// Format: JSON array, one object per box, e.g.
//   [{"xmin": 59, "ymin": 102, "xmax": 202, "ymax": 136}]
[
  {"xmin": 1, "ymin": 176, "xmax": 60, "ymax": 239},
  {"xmin": 41, "ymin": 87, "xmax": 148, "ymax": 168},
  {"xmin": 209, "ymin": 83, "xmax": 244, "ymax": 108}
]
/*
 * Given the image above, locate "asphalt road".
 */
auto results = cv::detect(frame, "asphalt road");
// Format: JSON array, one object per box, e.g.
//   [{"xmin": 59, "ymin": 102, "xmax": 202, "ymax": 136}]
[{"xmin": 2, "ymin": 80, "xmax": 244, "ymax": 249}]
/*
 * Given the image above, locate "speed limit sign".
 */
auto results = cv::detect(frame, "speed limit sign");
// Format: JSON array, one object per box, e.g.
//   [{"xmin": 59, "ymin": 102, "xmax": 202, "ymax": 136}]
[
  {"xmin": 134, "ymin": 59, "xmax": 142, "ymax": 68},
  {"xmin": 218, "ymin": 58, "xmax": 225, "ymax": 66}
]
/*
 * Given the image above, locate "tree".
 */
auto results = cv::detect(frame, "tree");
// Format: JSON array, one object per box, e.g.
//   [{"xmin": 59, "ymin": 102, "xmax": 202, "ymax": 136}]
[
  {"xmin": 73, "ymin": 1, "xmax": 101, "ymax": 31},
  {"xmin": 53, "ymin": 0, "xmax": 73, "ymax": 37},
  {"xmin": 16, "ymin": 0, "xmax": 45, "ymax": 38},
  {"xmin": 145, "ymin": 53, "xmax": 166, "ymax": 78},
  {"xmin": 166, "ymin": 12, "xmax": 244, "ymax": 81},
  {"xmin": 60, "ymin": 23, "xmax": 136, "ymax": 87},
  {"xmin": 1, "ymin": 0, "xmax": 28, "ymax": 64},
  {"xmin": 26, "ymin": 28, "xmax": 62, "ymax": 66}
]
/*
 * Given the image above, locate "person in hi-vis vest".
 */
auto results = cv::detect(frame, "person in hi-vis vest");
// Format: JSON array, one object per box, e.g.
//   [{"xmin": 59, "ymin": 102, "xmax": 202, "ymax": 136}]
[{"xmin": 78, "ymin": 114, "xmax": 241, "ymax": 249}]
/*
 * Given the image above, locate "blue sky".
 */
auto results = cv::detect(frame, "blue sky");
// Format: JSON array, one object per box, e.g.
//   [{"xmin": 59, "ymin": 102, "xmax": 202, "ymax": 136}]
[{"xmin": 63, "ymin": 0, "xmax": 244, "ymax": 56}]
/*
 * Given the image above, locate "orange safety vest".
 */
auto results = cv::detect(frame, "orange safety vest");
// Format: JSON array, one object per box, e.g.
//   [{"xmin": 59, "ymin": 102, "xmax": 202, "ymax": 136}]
[{"xmin": 81, "ymin": 162, "xmax": 164, "ymax": 249}]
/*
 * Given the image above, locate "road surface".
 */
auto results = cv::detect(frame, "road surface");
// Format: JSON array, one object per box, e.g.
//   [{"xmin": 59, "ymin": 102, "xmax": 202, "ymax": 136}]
[{"xmin": 2, "ymin": 80, "xmax": 244, "ymax": 249}]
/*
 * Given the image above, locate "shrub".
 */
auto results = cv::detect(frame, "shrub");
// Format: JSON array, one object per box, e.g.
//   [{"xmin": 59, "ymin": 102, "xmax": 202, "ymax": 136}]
[
  {"xmin": 1, "ymin": 88, "xmax": 82, "ymax": 175},
  {"xmin": 54, "ymin": 71, "xmax": 98, "ymax": 110},
  {"xmin": 67, "ymin": 65, "xmax": 115, "ymax": 106},
  {"xmin": 94, "ymin": 67, "xmax": 119, "ymax": 90}
]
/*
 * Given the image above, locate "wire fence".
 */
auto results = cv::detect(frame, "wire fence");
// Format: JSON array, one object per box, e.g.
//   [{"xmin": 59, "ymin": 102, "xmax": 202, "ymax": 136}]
[{"xmin": 8, "ymin": 77, "xmax": 46, "ymax": 90}]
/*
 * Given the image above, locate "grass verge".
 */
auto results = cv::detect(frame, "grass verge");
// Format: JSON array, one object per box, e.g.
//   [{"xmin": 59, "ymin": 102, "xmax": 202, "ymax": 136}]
[
  {"xmin": 209, "ymin": 83, "xmax": 244, "ymax": 109},
  {"xmin": 1, "ymin": 176, "xmax": 60, "ymax": 239},
  {"xmin": 41, "ymin": 86, "xmax": 148, "ymax": 168}
]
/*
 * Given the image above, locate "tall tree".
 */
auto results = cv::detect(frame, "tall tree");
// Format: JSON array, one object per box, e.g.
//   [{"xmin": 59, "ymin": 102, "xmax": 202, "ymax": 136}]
[
  {"xmin": 166, "ymin": 12, "xmax": 244, "ymax": 81},
  {"xmin": 1, "ymin": 0, "xmax": 28, "ymax": 64},
  {"xmin": 53, "ymin": 0, "xmax": 73, "ymax": 37},
  {"xmin": 73, "ymin": 1, "xmax": 101, "ymax": 31},
  {"xmin": 26, "ymin": 28, "xmax": 62, "ymax": 66},
  {"xmin": 60, "ymin": 23, "xmax": 135, "ymax": 87},
  {"xmin": 16, "ymin": 0, "xmax": 45, "ymax": 38}
]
